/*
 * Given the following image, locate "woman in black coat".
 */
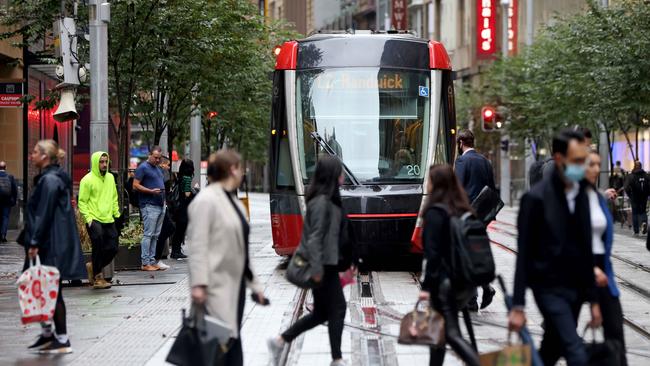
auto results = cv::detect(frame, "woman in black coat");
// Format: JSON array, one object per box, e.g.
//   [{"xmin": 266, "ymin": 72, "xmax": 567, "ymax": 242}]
[
  {"xmin": 23, "ymin": 140, "xmax": 86, "ymax": 354},
  {"xmin": 170, "ymin": 158, "xmax": 195, "ymax": 259},
  {"xmin": 419, "ymin": 164, "xmax": 480, "ymax": 366}
]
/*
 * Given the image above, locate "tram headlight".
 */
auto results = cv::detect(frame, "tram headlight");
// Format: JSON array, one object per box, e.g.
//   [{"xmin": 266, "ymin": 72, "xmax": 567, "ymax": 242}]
[{"xmin": 273, "ymin": 45, "xmax": 282, "ymax": 57}]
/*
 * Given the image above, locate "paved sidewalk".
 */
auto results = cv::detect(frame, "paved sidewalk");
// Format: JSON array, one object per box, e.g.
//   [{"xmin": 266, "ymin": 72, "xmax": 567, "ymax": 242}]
[
  {"xmin": 0, "ymin": 229, "xmax": 190, "ymax": 366},
  {"xmin": 2, "ymin": 199, "xmax": 648, "ymax": 366}
]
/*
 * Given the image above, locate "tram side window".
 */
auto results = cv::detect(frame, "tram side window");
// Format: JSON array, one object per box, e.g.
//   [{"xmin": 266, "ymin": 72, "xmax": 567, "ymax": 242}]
[
  {"xmin": 433, "ymin": 104, "xmax": 449, "ymax": 165},
  {"xmin": 277, "ymin": 136, "xmax": 295, "ymax": 188}
]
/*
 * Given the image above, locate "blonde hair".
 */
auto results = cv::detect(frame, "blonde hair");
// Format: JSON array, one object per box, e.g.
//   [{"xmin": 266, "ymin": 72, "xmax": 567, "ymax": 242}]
[{"xmin": 36, "ymin": 139, "xmax": 66, "ymax": 164}]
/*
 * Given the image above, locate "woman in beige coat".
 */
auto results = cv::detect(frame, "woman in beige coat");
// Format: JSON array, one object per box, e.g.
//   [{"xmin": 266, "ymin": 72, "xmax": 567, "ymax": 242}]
[{"xmin": 187, "ymin": 149, "xmax": 267, "ymax": 365}]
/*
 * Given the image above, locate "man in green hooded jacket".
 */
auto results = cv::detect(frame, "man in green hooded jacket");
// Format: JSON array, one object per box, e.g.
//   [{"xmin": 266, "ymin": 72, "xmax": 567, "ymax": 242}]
[{"xmin": 78, "ymin": 152, "xmax": 120, "ymax": 289}]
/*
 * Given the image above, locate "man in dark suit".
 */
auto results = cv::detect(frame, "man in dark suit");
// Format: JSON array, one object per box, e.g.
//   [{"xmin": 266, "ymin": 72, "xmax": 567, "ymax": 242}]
[
  {"xmin": 454, "ymin": 130, "xmax": 497, "ymax": 311},
  {"xmin": 509, "ymin": 129, "xmax": 601, "ymax": 366}
]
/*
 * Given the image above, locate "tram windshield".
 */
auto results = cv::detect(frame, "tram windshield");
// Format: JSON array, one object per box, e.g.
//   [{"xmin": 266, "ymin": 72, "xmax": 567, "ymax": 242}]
[{"xmin": 296, "ymin": 68, "xmax": 431, "ymax": 184}]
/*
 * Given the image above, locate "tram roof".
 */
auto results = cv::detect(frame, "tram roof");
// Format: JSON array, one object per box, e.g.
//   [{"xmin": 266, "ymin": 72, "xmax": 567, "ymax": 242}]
[{"xmin": 275, "ymin": 32, "xmax": 451, "ymax": 71}]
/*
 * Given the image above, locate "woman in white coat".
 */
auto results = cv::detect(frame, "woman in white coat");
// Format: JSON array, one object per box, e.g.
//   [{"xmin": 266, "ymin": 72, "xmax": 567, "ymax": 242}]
[{"xmin": 187, "ymin": 149, "xmax": 268, "ymax": 365}]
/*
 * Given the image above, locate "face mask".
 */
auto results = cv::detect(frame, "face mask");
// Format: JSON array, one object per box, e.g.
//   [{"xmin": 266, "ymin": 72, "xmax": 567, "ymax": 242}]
[{"xmin": 564, "ymin": 163, "xmax": 585, "ymax": 183}]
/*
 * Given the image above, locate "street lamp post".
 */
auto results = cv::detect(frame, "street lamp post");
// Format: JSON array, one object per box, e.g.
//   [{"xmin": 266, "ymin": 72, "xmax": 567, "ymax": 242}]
[
  {"xmin": 190, "ymin": 85, "xmax": 201, "ymax": 188},
  {"xmin": 500, "ymin": 0, "xmax": 511, "ymax": 205},
  {"xmin": 524, "ymin": 0, "xmax": 534, "ymax": 191},
  {"xmin": 89, "ymin": 0, "xmax": 110, "ymax": 154}
]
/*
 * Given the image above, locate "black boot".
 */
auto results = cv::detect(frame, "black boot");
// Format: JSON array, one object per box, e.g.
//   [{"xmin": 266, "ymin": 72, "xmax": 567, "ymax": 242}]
[{"xmin": 170, "ymin": 250, "xmax": 187, "ymax": 259}]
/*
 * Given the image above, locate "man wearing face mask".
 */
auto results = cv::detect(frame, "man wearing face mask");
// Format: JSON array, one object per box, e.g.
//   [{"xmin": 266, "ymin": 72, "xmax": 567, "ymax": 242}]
[
  {"xmin": 509, "ymin": 129, "xmax": 601, "ymax": 366},
  {"xmin": 454, "ymin": 129, "xmax": 497, "ymax": 311}
]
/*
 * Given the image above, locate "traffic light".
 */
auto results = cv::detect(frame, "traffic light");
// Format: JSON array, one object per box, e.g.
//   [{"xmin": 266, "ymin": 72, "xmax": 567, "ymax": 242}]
[
  {"xmin": 207, "ymin": 111, "xmax": 218, "ymax": 119},
  {"xmin": 481, "ymin": 106, "xmax": 496, "ymax": 131},
  {"xmin": 500, "ymin": 139, "xmax": 509, "ymax": 152}
]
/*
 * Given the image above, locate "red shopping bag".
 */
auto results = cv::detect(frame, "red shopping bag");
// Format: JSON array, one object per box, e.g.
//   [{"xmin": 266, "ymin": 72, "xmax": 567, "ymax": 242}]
[
  {"xmin": 16, "ymin": 256, "xmax": 60, "ymax": 325},
  {"xmin": 339, "ymin": 268, "xmax": 355, "ymax": 287}
]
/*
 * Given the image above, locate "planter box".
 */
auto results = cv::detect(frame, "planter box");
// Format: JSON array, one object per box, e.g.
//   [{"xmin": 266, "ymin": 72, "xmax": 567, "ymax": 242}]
[{"xmin": 115, "ymin": 245, "xmax": 142, "ymax": 270}]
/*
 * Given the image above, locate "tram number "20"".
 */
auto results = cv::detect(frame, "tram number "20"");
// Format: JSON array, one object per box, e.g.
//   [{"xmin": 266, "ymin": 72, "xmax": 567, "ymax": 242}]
[{"xmin": 406, "ymin": 165, "xmax": 421, "ymax": 176}]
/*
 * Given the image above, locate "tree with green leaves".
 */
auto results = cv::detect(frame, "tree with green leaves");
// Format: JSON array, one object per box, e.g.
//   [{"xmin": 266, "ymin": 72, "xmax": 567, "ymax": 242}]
[{"xmin": 463, "ymin": 0, "xmax": 650, "ymax": 172}]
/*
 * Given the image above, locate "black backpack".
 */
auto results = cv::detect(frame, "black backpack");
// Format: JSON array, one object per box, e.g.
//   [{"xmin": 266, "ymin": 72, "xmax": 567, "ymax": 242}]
[
  {"xmin": 0, "ymin": 174, "xmax": 11, "ymax": 201},
  {"xmin": 529, "ymin": 158, "xmax": 551, "ymax": 187},
  {"xmin": 435, "ymin": 204, "xmax": 496, "ymax": 288},
  {"xmin": 167, "ymin": 181, "xmax": 181, "ymax": 214}
]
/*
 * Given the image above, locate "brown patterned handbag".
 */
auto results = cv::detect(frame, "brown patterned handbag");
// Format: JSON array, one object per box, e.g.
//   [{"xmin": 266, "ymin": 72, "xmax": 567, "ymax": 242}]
[{"xmin": 398, "ymin": 300, "xmax": 445, "ymax": 347}]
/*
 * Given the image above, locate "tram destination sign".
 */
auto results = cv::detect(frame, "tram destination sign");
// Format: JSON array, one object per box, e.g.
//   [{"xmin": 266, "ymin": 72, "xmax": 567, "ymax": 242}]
[
  {"xmin": 315, "ymin": 72, "xmax": 410, "ymax": 91},
  {"xmin": 0, "ymin": 82, "xmax": 23, "ymax": 107}
]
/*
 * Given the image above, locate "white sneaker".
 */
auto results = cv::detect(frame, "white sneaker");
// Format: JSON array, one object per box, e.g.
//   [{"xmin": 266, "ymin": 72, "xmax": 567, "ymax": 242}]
[
  {"xmin": 267, "ymin": 337, "xmax": 284, "ymax": 366},
  {"xmin": 156, "ymin": 261, "xmax": 170, "ymax": 270}
]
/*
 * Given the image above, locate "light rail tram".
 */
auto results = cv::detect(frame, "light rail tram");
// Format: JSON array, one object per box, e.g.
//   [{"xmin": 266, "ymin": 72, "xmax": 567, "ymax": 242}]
[{"xmin": 268, "ymin": 31, "xmax": 457, "ymax": 260}]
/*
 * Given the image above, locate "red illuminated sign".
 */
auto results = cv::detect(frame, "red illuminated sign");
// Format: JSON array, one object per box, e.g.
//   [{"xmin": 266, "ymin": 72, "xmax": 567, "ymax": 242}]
[
  {"xmin": 392, "ymin": 0, "xmax": 407, "ymax": 30},
  {"xmin": 477, "ymin": 0, "xmax": 497, "ymax": 58},
  {"xmin": 508, "ymin": 0, "xmax": 518, "ymax": 55}
]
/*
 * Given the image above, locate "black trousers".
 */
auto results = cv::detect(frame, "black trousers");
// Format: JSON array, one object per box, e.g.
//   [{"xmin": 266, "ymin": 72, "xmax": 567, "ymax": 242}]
[
  {"xmin": 429, "ymin": 280, "xmax": 480, "ymax": 366},
  {"xmin": 170, "ymin": 217, "xmax": 187, "ymax": 254},
  {"xmin": 155, "ymin": 212, "xmax": 175, "ymax": 260},
  {"xmin": 597, "ymin": 287, "xmax": 627, "ymax": 366},
  {"xmin": 282, "ymin": 266, "xmax": 346, "ymax": 360},
  {"xmin": 87, "ymin": 221, "xmax": 118, "ymax": 275},
  {"xmin": 221, "ymin": 277, "xmax": 246, "ymax": 366}
]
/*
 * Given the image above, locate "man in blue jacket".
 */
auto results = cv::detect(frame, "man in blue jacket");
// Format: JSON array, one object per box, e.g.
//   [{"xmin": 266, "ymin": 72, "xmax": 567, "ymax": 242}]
[{"xmin": 454, "ymin": 130, "xmax": 497, "ymax": 311}]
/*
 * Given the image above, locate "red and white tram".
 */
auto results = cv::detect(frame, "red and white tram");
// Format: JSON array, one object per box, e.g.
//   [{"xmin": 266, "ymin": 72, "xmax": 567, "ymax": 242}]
[{"xmin": 268, "ymin": 31, "xmax": 457, "ymax": 260}]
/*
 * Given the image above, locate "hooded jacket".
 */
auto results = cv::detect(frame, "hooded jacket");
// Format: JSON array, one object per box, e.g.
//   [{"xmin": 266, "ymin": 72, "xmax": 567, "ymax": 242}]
[
  {"xmin": 78, "ymin": 151, "xmax": 120, "ymax": 224},
  {"xmin": 24, "ymin": 164, "xmax": 86, "ymax": 280}
]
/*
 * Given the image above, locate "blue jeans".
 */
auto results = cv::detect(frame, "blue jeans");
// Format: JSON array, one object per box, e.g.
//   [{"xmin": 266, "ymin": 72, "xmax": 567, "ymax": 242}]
[
  {"xmin": 0, "ymin": 205, "xmax": 10, "ymax": 237},
  {"xmin": 140, "ymin": 204, "xmax": 165, "ymax": 265},
  {"xmin": 533, "ymin": 287, "xmax": 588, "ymax": 366}
]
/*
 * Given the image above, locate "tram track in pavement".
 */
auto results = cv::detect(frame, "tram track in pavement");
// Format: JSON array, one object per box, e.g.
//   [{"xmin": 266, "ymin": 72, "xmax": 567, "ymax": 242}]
[
  {"xmin": 488, "ymin": 222, "xmax": 650, "ymax": 343},
  {"xmin": 281, "ymin": 271, "xmax": 399, "ymax": 366}
]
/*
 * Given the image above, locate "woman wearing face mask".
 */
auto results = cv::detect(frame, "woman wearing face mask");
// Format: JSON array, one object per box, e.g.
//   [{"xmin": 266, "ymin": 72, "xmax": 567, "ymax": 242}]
[{"xmin": 585, "ymin": 149, "xmax": 627, "ymax": 365}]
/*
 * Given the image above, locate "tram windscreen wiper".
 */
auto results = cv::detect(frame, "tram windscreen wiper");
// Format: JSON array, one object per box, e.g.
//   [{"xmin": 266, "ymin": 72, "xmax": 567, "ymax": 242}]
[{"xmin": 310, "ymin": 131, "xmax": 361, "ymax": 186}]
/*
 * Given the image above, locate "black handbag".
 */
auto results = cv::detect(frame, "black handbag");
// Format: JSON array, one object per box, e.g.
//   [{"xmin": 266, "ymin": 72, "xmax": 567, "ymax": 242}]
[
  {"xmin": 166, "ymin": 305, "xmax": 225, "ymax": 366},
  {"xmin": 583, "ymin": 325, "xmax": 621, "ymax": 366},
  {"xmin": 470, "ymin": 185, "xmax": 504, "ymax": 224},
  {"xmin": 286, "ymin": 249, "xmax": 318, "ymax": 289}
]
